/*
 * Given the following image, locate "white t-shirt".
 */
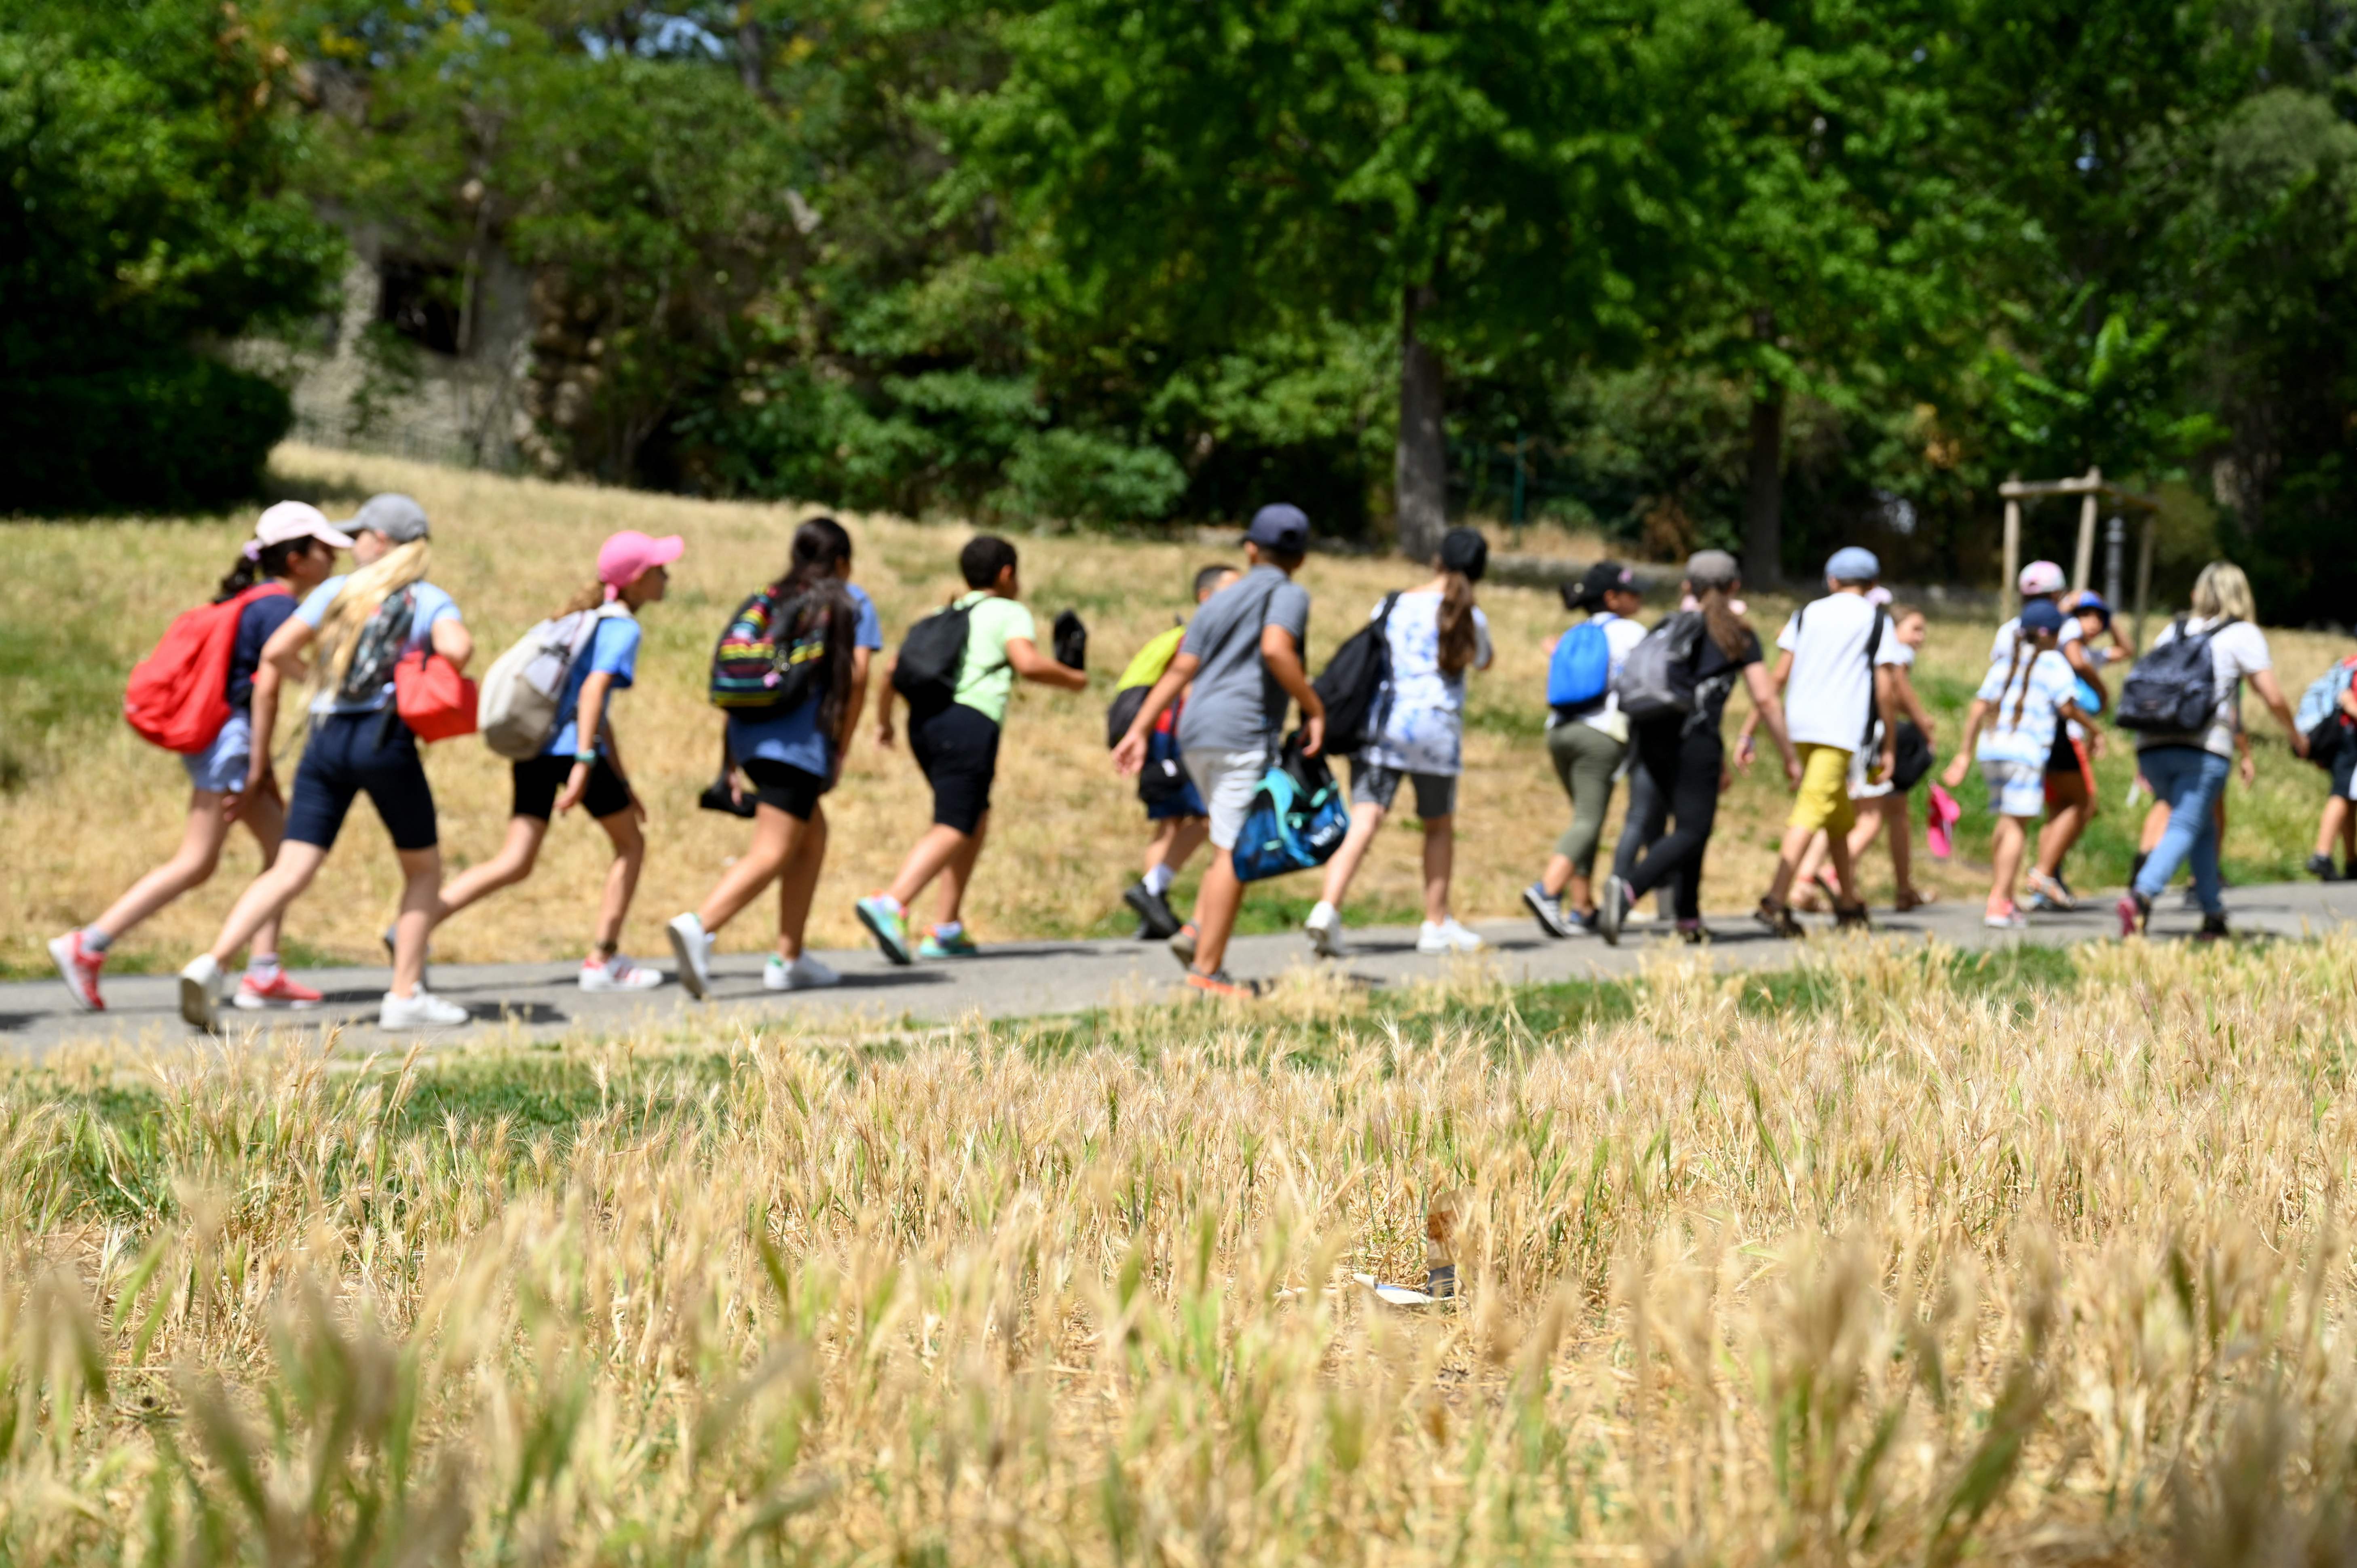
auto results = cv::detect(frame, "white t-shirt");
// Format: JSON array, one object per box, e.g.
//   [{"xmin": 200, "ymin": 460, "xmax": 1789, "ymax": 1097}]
[
  {"xmin": 1776, "ymin": 593, "xmax": 1907, "ymax": 751},
  {"xmin": 1974, "ymin": 648, "xmax": 2078, "ymax": 767},
  {"xmin": 2141, "ymin": 616, "xmax": 2273, "ymax": 758},
  {"xmin": 1990, "ymin": 610, "xmax": 2083, "ymax": 662},
  {"xmin": 1363, "ymin": 591, "xmax": 1492, "ymax": 776}
]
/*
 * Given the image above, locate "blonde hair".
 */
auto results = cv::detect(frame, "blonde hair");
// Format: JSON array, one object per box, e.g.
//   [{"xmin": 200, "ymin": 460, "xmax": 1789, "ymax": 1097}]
[
  {"xmin": 309, "ymin": 540, "xmax": 432, "ymax": 699},
  {"xmin": 2191, "ymin": 561, "xmax": 2256, "ymax": 623}
]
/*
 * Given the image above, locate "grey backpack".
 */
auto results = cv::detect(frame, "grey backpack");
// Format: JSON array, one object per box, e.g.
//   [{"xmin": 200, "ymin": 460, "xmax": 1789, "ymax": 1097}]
[{"xmin": 1612, "ymin": 611, "xmax": 1706, "ymax": 722}]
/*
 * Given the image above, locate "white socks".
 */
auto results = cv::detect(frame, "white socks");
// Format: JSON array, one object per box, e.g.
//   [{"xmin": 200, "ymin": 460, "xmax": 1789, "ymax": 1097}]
[{"xmin": 1143, "ymin": 863, "xmax": 1176, "ymax": 896}]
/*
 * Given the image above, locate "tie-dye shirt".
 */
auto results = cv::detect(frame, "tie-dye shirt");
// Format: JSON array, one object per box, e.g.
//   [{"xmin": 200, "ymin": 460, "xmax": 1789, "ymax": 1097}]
[{"xmin": 1362, "ymin": 590, "xmax": 1492, "ymax": 776}]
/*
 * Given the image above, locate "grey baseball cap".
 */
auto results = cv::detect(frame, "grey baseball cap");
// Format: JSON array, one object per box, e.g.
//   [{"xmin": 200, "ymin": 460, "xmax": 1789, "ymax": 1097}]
[
  {"xmin": 1245, "ymin": 502, "xmax": 1309, "ymax": 553},
  {"xmin": 340, "ymin": 492, "xmax": 431, "ymax": 543},
  {"xmin": 1685, "ymin": 549, "xmax": 1740, "ymax": 589}
]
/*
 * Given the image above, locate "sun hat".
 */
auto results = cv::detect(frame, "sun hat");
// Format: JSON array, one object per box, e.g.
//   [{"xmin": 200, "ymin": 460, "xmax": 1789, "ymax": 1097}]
[
  {"xmin": 1685, "ymin": 549, "xmax": 1740, "ymax": 590},
  {"xmin": 253, "ymin": 500, "xmax": 354, "ymax": 551},
  {"xmin": 1567, "ymin": 559, "xmax": 1636, "ymax": 608},
  {"xmin": 2018, "ymin": 559, "xmax": 2067, "ymax": 596},
  {"xmin": 340, "ymin": 493, "xmax": 431, "ymax": 543},
  {"xmin": 1826, "ymin": 545, "xmax": 1881, "ymax": 582},
  {"xmin": 597, "ymin": 530, "xmax": 686, "ymax": 597},
  {"xmin": 1245, "ymin": 503, "xmax": 1309, "ymax": 554},
  {"xmin": 2070, "ymin": 591, "xmax": 2113, "ymax": 626},
  {"xmin": 1438, "ymin": 527, "xmax": 1488, "ymax": 582},
  {"xmin": 2020, "ymin": 598, "xmax": 2068, "ymax": 634}
]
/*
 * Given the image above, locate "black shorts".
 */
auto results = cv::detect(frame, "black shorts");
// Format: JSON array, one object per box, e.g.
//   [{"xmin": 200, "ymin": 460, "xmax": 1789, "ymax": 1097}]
[
  {"xmin": 741, "ymin": 758, "xmax": 825, "ymax": 821},
  {"xmin": 2331, "ymin": 731, "xmax": 2357, "ymax": 801},
  {"xmin": 2044, "ymin": 726, "xmax": 2080, "ymax": 775},
  {"xmin": 908, "ymin": 701, "xmax": 1001, "ymax": 836},
  {"xmin": 285, "ymin": 711, "xmax": 437, "ymax": 852},
  {"xmin": 511, "ymin": 753, "xmax": 634, "ymax": 821}
]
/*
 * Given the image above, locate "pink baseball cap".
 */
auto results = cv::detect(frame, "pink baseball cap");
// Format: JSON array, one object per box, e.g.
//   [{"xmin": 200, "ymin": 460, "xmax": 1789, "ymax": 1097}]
[
  {"xmin": 2018, "ymin": 559, "xmax": 2067, "ymax": 596},
  {"xmin": 596, "ymin": 530, "xmax": 684, "ymax": 596}
]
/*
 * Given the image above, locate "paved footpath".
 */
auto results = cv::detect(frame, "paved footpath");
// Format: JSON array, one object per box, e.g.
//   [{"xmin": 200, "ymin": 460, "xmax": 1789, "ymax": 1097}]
[{"xmin": 6, "ymin": 880, "xmax": 2352, "ymax": 1057}]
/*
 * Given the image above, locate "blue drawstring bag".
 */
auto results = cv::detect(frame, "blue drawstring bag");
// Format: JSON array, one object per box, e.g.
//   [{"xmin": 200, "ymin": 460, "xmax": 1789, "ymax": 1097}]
[{"xmin": 1231, "ymin": 732, "xmax": 1351, "ymax": 882}]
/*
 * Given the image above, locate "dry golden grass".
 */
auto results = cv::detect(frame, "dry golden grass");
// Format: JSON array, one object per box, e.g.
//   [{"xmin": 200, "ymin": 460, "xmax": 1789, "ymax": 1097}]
[
  {"xmin": 1, "ymin": 444, "xmax": 2343, "ymax": 973},
  {"xmin": 2, "ymin": 937, "xmax": 2355, "ymax": 1561}
]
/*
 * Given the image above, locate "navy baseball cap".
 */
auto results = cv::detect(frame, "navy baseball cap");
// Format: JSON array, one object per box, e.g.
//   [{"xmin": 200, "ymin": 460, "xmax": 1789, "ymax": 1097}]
[
  {"xmin": 2072, "ymin": 592, "xmax": 2114, "ymax": 626},
  {"xmin": 1245, "ymin": 503, "xmax": 1309, "ymax": 553},
  {"xmin": 2020, "ymin": 598, "xmax": 2067, "ymax": 634}
]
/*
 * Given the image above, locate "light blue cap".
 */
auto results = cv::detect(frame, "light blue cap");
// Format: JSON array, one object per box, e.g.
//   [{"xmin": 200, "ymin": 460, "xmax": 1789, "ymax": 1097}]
[{"xmin": 1826, "ymin": 546, "xmax": 1881, "ymax": 582}]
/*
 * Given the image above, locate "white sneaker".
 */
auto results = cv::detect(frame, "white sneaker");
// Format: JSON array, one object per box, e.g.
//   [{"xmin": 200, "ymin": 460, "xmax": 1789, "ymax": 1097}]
[
  {"xmin": 177, "ymin": 954, "xmax": 223, "ymax": 1031},
  {"xmin": 1304, "ymin": 900, "xmax": 1347, "ymax": 957},
  {"xmin": 764, "ymin": 953, "xmax": 842, "ymax": 992},
  {"xmin": 378, "ymin": 988, "xmax": 470, "ymax": 1029},
  {"xmin": 1417, "ymin": 918, "xmax": 1485, "ymax": 954},
  {"xmin": 666, "ymin": 912, "xmax": 711, "ymax": 999},
  {"xmin": 579, "ymin": 954, "xmax": 664, "ymax": 992}
]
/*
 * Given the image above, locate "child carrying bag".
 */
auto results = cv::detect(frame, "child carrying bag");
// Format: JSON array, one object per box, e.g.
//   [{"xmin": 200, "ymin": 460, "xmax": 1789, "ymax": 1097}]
[
  {"xmin": 1230, "ymin": 732, "xmax": 1351, "ymax": 882},
  {"xmin": 392, "ymin": 648, "xmax": 479, "ymax": 743}
]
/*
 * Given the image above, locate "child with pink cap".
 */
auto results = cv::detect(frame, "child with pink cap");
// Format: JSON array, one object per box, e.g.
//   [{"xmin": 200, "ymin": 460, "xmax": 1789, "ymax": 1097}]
[{"xmin": 427, "ymin": 529, "xmax": 682, "ymax": 989}]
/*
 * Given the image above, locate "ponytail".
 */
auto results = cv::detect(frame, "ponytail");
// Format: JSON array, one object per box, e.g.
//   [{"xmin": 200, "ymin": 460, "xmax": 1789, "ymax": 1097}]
[
  {"xmin": 776, "ymin": 517, "xmax": 858, "ymax": 741},
  {"xmin": 1698, "ymin": 584, "xmax": 1752, "ymax": 661},
  {"xmin": 308, "ymin": 540, "xmax": 433, "ymax": 702},
  {"xmin": 1999, "ymin": 630, "xmax": 2034, "ymax": 732},
  {"xmin": 1436, "ymin": 570, "xmax": 1479, "ymax": 676},
  {"xmin": 555, "ymin": 581, "xmax": 606, "ymax": 618},
  {"xmin": 214, "ymin": 539, "xmax": 308, "ymax": 603}
]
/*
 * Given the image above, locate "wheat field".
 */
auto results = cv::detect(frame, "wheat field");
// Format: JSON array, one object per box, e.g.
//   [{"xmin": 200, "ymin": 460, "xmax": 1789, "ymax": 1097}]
[
  {"xmin": 2, "ymin": 937, "xmax": 2354, "ymax": 1561},
  {"xmin": 0, "ymin": 444, "xmax": 2342, "ymax": 975}
]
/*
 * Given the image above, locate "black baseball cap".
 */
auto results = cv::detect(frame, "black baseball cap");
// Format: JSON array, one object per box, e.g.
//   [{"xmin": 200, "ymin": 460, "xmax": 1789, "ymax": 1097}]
[
  {"xmin": 1245, "ymin": 503, "xmax": 1309, "ymax": 553},
  {"xmin": 1439, "ymin": 527, "xmax": 1489, "ymax": 582},
  {"xmin": 1564, "ymin": 559, "xmax": 1636, "ymax": 609}
]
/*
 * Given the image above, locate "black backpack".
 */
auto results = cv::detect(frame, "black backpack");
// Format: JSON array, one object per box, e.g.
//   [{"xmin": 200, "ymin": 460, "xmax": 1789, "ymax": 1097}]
[
  {"xmin": 1312, "ymin": 592, "xmax": 1400, "ymax": 755},
  {"xmin": 336, "ymin": 585, "xmax": 418, "ymax": 705},
  {"xmin": 1613, "ymin": 610, "xmax": 1707, "ymax": 722},
  {"xmin": 2115, "ymin": 616, "xmax": 2232, "ymax": 733},
  {"xmin": 891, "ymin": 597, "xmax": 980, "ymax": 711}
]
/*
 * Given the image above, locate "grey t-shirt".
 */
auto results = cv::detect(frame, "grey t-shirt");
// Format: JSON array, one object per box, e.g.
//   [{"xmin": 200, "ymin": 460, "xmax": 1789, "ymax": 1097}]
[{"xmin": 1175, "ymin": 564, "xmax": 1312, "ymax": 754}]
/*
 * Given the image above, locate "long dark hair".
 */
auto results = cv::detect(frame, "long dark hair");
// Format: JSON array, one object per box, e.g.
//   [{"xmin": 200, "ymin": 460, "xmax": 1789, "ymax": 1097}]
[
  {"xmin": 214, "ymin": 538, "xmax": 312, "ymax": 602},
  {"xmin": 778, "ymin": 517, "xmax": 858, "ymax": 741}
]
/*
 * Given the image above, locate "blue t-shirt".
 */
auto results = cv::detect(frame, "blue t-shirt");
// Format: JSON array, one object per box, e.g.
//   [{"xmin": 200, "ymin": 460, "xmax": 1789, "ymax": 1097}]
[
  {"xmin": 296, "ymin": 576, "xmax": 462, "ymax": 715},
  {"xmin": 728, "ymin": 583, "xmax": 884, "ymax": 775},
  {"xmin": 226, "ymin": 590, "xmax": 299, "ymax": 712},
  {"xmin": 547, "ymin": 612, "xmax": 642, "ymax": 757}
]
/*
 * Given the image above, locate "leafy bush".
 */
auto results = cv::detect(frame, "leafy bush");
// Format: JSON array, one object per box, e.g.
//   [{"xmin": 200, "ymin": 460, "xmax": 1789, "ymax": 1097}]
[
  {"xmin": 996, "ymin": 426, "xmax": 1187, "ymax": 525},
  {"xmin": 2, "ymin": 360, "xmax": 291, "ymax": 515},
  {"xmin": 0, "ymin": 1, "xmax": 338, "ymax": 514}
]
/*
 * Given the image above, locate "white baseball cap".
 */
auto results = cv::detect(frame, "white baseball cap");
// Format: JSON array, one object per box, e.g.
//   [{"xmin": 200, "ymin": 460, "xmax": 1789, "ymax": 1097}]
[
  {"xmin": 254, "ymin": 501, "xmax": 355, "ymax": 551},
  {"xmin": 2018, "ymin": 559, "xmax": 2067, "ymax": 596}
]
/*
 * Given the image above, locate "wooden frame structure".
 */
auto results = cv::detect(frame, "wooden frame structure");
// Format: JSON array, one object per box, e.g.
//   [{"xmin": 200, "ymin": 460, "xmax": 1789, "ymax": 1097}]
[{"xmin": 1997, "ymin": 469, "xmax": 2163, "ymax": 642}]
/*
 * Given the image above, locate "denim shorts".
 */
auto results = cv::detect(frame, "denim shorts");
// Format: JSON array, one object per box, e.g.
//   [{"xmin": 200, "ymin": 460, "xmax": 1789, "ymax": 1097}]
[{"xmin": 182, "ymin": 710, "xmax": 253, "ymax": 794}]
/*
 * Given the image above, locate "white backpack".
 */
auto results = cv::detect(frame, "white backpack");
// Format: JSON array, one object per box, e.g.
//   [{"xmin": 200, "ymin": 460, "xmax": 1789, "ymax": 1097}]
[{"xmin": 477, "ymin": 604, "xmax": 629, "ymax": 760}]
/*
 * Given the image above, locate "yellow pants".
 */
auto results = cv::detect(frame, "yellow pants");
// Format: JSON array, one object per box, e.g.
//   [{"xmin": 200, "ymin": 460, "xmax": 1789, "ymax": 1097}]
[{"xmin": 1788, "ymin": 743, "xmax": 1857, "ymax": 835}]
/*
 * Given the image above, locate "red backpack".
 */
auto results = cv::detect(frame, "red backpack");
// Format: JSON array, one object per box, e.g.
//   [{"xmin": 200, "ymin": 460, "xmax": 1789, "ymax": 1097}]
[{"xmin": 122, "ymin": 583, "xmax": 291, "ymax": 753}]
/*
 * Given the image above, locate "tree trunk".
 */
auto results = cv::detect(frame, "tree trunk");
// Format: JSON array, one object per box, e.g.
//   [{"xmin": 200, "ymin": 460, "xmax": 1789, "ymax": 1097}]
[
  {"xmin": 1395, "ymin": 283, "xmax": 1447, "ymax": 562},
  {"xmin": 1743, "ymin": 378, "xmax": 1785, "ymax": 586}
]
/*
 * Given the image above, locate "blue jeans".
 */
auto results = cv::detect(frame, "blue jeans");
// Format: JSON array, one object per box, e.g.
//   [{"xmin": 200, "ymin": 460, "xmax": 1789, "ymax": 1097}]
[{"xmin": 2133, "ymin": 745, "xmax": 2232, "ymax": 913}]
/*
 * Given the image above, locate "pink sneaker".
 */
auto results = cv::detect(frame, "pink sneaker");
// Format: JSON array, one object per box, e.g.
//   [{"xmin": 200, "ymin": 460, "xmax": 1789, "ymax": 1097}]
[
  {"xmin": 47, "ymin": 931, "xmax": 105, "ymax": 1012},
  {"xmin": 1925, "ymin": 783, "xmax": 1962, "ymax": 860},
  {"xmin": 232, "ymin": 970, "xmax": 323, "ymax": 1010}
]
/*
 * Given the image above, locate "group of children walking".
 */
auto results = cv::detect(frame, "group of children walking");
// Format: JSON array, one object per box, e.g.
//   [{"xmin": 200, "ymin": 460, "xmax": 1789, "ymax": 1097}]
[{"xmin": 49, "ymin": 492, "xmax": 2351, "ymax": 1027}]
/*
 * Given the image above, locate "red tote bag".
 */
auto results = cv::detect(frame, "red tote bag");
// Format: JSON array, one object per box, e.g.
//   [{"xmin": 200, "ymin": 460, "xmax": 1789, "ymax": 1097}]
[{"xmin": 392, "ymin": 648, "xmax": 480, "ymax": 743}]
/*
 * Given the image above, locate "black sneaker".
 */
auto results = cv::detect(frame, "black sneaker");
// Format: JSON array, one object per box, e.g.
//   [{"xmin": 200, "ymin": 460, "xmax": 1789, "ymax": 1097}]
[
  {"xmin": 2197, "ymin": 911, "xmax": 2230, "ymax": 941},
  {"xmin": 2310, "ymin": 853, "xmax": 2344, "ymax": 883},
  {"xmin": 1676, "ymin": 920, "xmax": 1708, "ymax": 945},
  {"xmin": 1123, "ymin": 880, "xmax": 1182, "ymax": 939},
  {"xmin": 1755, "ymin": 899, "xmax": 1805, "ymax": 939},
  {"xmin": 1833, "ymin": 901, "xmax": 1872, "ymax": 931},
  {"xmin": 1597, "ymin": 876, "xmax": 1630, "ymax": 946}
]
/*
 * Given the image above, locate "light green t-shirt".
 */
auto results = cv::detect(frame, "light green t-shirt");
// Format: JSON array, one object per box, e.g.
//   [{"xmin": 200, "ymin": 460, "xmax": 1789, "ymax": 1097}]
[{"xmin": 953, "ymin": 591, "xmax": 1036, "ymax": 725}]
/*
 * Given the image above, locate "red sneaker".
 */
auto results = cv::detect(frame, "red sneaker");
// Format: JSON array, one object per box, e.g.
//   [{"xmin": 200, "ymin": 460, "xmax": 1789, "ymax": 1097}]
[
  {"xmin": 233, "ymin": 970, "xmax": 323, "ymax": 1011},
  {"xmin": 47, "ymin": 931, "xmax": 105, "ymax": 1012}
]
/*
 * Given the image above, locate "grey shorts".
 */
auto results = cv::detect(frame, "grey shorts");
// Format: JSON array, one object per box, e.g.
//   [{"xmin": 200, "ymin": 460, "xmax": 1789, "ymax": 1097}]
[
  {"xmin": 1350, "ymin": 759, "xmax": 1455, "ymax": 819},
  {"xmin": 1182, "ymin": 747, "xmax": 1269, "ymax": 851}
]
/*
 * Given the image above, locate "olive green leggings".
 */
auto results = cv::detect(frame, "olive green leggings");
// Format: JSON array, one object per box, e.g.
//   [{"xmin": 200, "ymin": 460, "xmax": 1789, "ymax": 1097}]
[{"xmin": 1547, "ymin": 720, "xmax": 1628, "ymax": 875}]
